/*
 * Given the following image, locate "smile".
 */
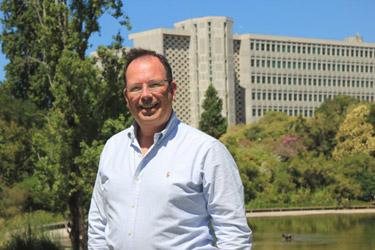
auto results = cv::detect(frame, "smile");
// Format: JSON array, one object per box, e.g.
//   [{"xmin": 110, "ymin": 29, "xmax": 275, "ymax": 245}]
[{"xmin": 139, "ymin": 102, "xmax": 159, "ymax": 109}]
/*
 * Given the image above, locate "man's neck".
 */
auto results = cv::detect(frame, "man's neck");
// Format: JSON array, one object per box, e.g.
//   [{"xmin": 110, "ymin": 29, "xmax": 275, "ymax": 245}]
[
  {"xmin": 137, "ymin": 122, "xmax": 167, "ymax": 155},
  {"xmin": 135, "ymin": 112, "xmax": 173, "ymax": 155}
]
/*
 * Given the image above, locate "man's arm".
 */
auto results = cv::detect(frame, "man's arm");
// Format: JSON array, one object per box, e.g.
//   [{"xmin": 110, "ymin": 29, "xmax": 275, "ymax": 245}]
[
  {"xmin": 88, "ymin": 155, "xmax": 108, "ymax": 250},
  {"xmin": 203, "ymin": 141, "xmax": 252, "ymax": 249}
]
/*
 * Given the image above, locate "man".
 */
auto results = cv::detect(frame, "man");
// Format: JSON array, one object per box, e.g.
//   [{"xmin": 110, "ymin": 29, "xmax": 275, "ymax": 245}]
[{"xmin": 88, "ymin": 48, "xmax": 252, "ymax": 249}]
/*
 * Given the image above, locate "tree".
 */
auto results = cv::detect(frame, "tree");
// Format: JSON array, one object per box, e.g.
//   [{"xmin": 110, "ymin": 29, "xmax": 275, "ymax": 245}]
[
  {"xmin": 0, "ymin": 85, "xmax": 44, "ymax": 185},
  {"xmin": 32, "ymin": 46, "xmax": 131, "ymax": 250},
  {"xmin": 332, "ymin": 104, "xmax": 375, "ymax": 160},
  {"xmin": 338, "ymin": 154, "xmax": 375, "ymax": 202},
  {"xmin": 1, "ymin": 2, "xmax": 131, "ymax": 249},
  {"xmin": 199, "ymin": 84, "xmax": 227, "ymax": 138},
  {"xmin": 1, "ymin": 0, "xmax": 129, "ymax": 109},
  {"xmin": 305, "ymin": 95, "xmax": 358, "ymax": 157}
]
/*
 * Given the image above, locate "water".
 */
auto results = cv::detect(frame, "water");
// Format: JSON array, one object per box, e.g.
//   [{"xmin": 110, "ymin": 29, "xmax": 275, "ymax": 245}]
[{"xmin": 249, "ymin": 213, "xmax": 375, "ymax": 250}]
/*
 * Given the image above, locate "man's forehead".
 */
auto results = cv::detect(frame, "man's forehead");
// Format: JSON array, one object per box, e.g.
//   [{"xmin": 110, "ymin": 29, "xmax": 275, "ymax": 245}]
[
  {"xmin": 126, "ymin": 56, "xmax": 166, "ymax": 79},
  {"xmin": 128, "ymin": 55, "xmax": 162, "ymax": 69}
]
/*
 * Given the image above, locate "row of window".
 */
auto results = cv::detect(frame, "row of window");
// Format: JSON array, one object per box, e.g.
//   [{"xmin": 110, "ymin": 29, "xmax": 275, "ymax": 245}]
[
  {"xmin": 250, "ymin": 58, "xmax": 374, "ymax": 73},
  {"xmin": 250, "ymin": 39, "xmax": 375, "ymax": 58},
  {"xmin": 251, "ymin": 74, "xmax": 374, "ymax": 88},
  {"xmin": 251, "ymin": 90, "xmax": 374, "ymax": 102},
  {"xmin": 252, "ymin": 107, "xmax": 314, "ymax": 117}
]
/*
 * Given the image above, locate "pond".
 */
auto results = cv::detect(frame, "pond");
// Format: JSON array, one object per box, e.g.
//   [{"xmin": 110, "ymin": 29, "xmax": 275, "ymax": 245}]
[{"xmin": 249, "ymin": 213, "xmax": 375, "ymax": 250}]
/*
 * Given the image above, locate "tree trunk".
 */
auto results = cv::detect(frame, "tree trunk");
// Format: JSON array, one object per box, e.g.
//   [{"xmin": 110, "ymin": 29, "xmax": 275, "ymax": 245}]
[{"xmin": 69, "ymin": 190, "xmax": 88, "ymax": 250}]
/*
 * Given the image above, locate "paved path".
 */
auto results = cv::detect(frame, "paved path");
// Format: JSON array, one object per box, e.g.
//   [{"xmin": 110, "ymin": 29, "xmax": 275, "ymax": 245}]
[{"xmin": 247, "ymin": 208, "xmax": 375, "ymax": 218}]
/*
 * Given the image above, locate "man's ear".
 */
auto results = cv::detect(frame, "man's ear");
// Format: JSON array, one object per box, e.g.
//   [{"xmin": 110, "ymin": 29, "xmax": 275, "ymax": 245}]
[
  {"xmin": 170, "ymin": 81, "xmax": 177, "ymax": 100},
  {"xmin": 123, "ymin": 88, "xmax": 129, "ymax": 107}
]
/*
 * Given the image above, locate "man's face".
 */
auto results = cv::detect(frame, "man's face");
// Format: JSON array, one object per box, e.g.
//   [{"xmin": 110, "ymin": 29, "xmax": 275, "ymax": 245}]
[{"xmin": 124, "ymin": 56, "xmax": 176, "ymax": 130}]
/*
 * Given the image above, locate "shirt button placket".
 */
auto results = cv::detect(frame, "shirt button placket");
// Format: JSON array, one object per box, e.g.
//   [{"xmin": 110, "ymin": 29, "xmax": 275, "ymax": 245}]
[{"xmin": 128, "ymin": 172, "xmax": 141, "ymax": 246}]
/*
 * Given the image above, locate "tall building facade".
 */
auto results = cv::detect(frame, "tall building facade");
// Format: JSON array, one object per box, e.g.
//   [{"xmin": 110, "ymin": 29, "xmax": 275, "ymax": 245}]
[{"xmin": 129, "ymin": 16, "xmax": 375, "ymax": 127}]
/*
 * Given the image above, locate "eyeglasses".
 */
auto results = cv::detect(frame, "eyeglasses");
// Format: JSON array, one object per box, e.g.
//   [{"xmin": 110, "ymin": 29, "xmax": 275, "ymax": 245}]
[{"xmin": 125, "ymin": 80, "xmax": 169, "ymax": 95}]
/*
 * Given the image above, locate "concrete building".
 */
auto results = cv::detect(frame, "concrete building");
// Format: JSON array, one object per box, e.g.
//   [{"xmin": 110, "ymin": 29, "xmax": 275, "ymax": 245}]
[{"xmin": 129, "ymin": 16, "xmax": 375, "ymax": 126}]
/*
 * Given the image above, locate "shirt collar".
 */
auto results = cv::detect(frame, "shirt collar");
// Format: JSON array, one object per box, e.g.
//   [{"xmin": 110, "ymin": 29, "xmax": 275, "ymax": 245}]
[{"xmin": 127, "ymin": 112, "xmax": 179, "ymax": 143}]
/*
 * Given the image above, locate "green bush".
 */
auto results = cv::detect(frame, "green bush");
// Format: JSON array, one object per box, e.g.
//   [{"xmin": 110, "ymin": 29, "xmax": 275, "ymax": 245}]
[
  {"xmin": 3, "ymin": 235, "xmax": 62, "ymax": 250},
  {"xmin": 1, "ymin": 232, "xmax": 62, "ymax": 250},
  {"xmin": 0, "ymin": 211, "xmax": 63, "ymax": 246}
]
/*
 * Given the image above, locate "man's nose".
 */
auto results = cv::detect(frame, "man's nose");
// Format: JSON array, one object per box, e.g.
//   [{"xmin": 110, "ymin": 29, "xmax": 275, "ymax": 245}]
[
  {"xmin": 140, "ymin": 85, "xmax": 153, "ymax": 96},
  {"xmin": 140, "ymin": 85, "xmax": 153, "ymax": 101}
]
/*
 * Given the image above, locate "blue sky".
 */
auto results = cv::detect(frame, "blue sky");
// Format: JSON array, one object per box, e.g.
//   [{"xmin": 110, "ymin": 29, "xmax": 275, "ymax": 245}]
[{"xmin": 1, "ymin": 0, "xmax": 374, "ymax": 81}]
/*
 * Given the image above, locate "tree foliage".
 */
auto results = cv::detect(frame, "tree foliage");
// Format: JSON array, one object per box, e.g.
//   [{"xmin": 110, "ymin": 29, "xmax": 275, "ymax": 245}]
[
  {"xmin": 1, "ymin": 1, "xmax": 131, "ymax": 249},
  {"xmin": 199, "ymin": 84, "xmax": 227, "ymax": 138},
  {"xmin": 0, "ymin": 86, "xmax": 43, "ymax": 185},
  {"xmin": 333, "ymin": 104, "xmax": 375, "ymax": 160},
  {"xmin": 304, "ymin": 96, "xmax": 359, "ymax": 157},
  {"xmin": 221, "ymin": 98, "xmax": 375, "ymax": 208}
]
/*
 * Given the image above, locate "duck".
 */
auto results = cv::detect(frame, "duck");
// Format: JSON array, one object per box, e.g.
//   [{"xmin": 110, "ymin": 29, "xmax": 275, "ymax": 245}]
[{"xmin": 282, "ymin": 233, "xmax": 293, "ymax": 241}]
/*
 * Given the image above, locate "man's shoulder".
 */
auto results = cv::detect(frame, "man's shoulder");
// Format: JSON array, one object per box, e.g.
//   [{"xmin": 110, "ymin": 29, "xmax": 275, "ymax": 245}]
[{"xmin": 177, "ymin": 121, "xmax": 219, "ymax": 146}]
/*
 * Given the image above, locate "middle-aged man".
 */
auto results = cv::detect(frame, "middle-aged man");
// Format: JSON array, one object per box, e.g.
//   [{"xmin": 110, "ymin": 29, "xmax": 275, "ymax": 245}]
[{"xmin": 88, "ymin": 48, "xmax": 252, "ymax": 249}]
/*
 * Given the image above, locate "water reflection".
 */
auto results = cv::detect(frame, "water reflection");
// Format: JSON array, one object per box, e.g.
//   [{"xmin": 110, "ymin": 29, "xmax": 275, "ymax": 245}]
[{"xmin": 249, "ymin": 213, "xmax": 375, "ymax": 250}]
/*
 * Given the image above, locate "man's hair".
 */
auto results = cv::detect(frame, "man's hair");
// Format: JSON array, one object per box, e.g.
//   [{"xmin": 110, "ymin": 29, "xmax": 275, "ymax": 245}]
[{"xmin": 123, "ymin": 48, "xmax": 173, "ymax": 88}]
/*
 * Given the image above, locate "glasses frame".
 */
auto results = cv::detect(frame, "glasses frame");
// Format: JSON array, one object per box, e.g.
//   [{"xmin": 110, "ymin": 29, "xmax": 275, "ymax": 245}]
[{"xmin": 124, "ymin": 79, "xmax": 170, "ymax": 95}]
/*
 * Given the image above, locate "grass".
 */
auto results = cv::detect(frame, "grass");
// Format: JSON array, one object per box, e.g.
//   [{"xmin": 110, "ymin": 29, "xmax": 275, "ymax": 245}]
[{"xmin": 0, "ymin": 211, "xmax": 64, "ymax": 247}]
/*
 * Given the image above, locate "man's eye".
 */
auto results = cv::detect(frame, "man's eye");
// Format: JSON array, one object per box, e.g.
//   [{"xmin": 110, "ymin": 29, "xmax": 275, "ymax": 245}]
[
  {"xmin": 149, "ymin": 83, "xmax": 163, "ymax": 89},
  {"xmin": 129, "ymin": 86, "xmax": 141, "ymax": 92}
]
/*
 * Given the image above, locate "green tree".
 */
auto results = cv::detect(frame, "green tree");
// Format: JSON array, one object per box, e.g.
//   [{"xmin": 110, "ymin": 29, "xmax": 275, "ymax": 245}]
[
  {"xmin": 1, "ymin": 2, "xmax": 130, "ymax": 249},
  {"xmin": 199, "ymin": 84, "xmax": 227, "ymax": 138},
  {"xmin": 1, "ymin": 0, "xmax": 129, "ymax": 109},
  {"xmin": 305, "ymin": 95, "xmax": 358, "ymax": 157},
  {"xmin": 32, "ymin": 47, "xmax": 131, "ymax": 249},
  {"xmin": 339, "ymin": 154, "xmax": 375, "ymax": 201},
  {"xmin": 0, "ymin": 86, "xmax": 44, "ymax": 185}
]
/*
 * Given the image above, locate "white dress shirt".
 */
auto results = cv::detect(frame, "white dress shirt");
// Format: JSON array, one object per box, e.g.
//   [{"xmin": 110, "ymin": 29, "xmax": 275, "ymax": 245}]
[{"xmin": 88, "ymin": 113, "xmax": 252, "ymax": 249}]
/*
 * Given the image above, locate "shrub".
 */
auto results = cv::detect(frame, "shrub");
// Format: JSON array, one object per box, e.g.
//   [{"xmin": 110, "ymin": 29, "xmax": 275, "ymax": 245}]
[{"xmin": 1, "ymin": 226, "xmax": 62, "ymax": 250}]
